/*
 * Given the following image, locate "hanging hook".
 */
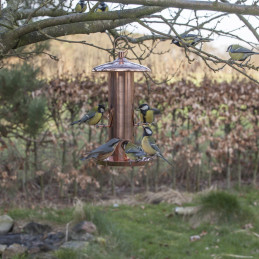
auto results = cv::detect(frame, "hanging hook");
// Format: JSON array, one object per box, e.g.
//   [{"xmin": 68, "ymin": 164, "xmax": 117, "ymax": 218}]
[{"xmin": 113, "ymin": 36, "xmax": 129, "ymax": 58}]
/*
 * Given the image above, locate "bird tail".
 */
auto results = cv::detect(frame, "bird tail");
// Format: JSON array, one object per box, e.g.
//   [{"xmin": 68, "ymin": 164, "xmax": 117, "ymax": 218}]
[
  {"xmin": 158, "ymin": 153, "xmax": 174, "ymax": 167},
  {"xmin": 71, "ymin": 120, "xmax": 80, "ymax": 125}
]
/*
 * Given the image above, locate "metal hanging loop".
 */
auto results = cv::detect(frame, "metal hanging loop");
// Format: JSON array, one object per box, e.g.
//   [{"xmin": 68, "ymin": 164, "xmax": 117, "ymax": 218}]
[{"xmin": 113, "ymin": 36, "xmax": 129, "ymax": 58}]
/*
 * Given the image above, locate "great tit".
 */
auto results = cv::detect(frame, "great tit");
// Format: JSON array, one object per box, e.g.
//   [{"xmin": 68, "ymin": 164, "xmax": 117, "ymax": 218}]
[
  {"xmin": 122, "ymin": 140, "xmax": 146, "ymax": 161},
  {"xmin": 71, "ymin": 104, "xmax": 105, "ymax": 126},
  {"xmin": 136, "ymin": 104, "xmax": 160, "ymax": 124},
  {"xmin": 75, "ymin": 0, "xmax": 87, "ymax": 13},
  {"xmin": 81, "ymin": 138, "xmax": 120, "ymax": 161},
  {"xmin": 96, "ymin": 2, "xmax": 109, "ymax": 12},
  {"xmin": 142, "ymin": 127, "xmax": 173, "ymax": 167},
  {"xmin": 172, "ymin": 33, "xmax": 213, "ymax": 47},
  {"xmin": 227, "ymin": 44, "xmax": 259, "ymax": 61}
]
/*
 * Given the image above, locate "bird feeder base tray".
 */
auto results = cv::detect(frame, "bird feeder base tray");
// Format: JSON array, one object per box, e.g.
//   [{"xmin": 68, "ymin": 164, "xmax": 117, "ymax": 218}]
[{"xmin": 97, "ymin": 158, "xmax": 152, "ymax": 167}]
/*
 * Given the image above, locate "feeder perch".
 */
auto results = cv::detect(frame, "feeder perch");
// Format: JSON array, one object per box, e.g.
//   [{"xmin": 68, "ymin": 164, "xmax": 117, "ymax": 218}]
[{"xmin": 92, "ymin": 40, "xmax": 151, "ymax": 166}]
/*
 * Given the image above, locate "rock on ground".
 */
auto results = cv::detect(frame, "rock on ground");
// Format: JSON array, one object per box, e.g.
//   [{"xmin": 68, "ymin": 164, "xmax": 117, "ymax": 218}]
[
  {"xmin": 2, "ymin": 243, "xmax": 27, "ymax": 259},
  {"xmin": 0, "ymin": 215, "xmax": 14, "ymax": 235}
]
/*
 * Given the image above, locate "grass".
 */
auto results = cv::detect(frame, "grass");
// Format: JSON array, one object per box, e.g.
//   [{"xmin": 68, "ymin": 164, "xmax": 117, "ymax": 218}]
[
  {"xmin": 198, "ymin": 191, "xmax": 253, "ymax": 223},
  {"xmin": 2, "ymin": 189, "xmax": 259, "ymax": 259}
]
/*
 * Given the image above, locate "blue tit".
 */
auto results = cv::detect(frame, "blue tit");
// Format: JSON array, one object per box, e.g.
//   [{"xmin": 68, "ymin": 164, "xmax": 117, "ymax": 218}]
[
  {"xmin": 136, "ymin": 104, "xmax": 160, "ymax": 124},
  {"xmin": 81, "ymin": 138, "xmax": 120, "ymax": 161},
  {"xmin": 96, "ymin": 2, "xmax": 109, "ymax": 12},
  {"xmin": 75, "ymin": 0, "xmax": 87, "ymax": 13},
  {"xmin": 122, "ymin": 140, "xmax": 146, "ymax": 161},
  {"xmin": 71, "ymin": 104, "xmax": 105, "ymax": 126},
  {"xmin": 172, "ymin": 33, "xmax": 213, "ymax": 47},
  {"xmin": 227, "ymin": 44, "xmax": 259, "ymax": 61},
  {"xmin": 141, "ymin": 127, "xmax": 173, "ymax": 167}
]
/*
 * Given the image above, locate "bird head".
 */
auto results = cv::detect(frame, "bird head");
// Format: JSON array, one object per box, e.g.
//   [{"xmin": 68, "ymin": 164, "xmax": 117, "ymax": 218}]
[
  {"xmin": 121, "ymin": 140, "xmax": 129, "ymax": 150},
  {"xmin": 226, "ymin": 45, "xmax": 232, "ymax": 52},
  {"xmin": 100, "ymin": 2, "xmax": 106, "ymax": 6},
  {"xmin": 137, "ymin": 103, "xmax": 149, "ymax": 112},
  {"xmin": 98, "ymin": 104, "xmax": 105, "ymax": 113},
  {"xmin": 143, "ymin": 126, "xmax": 153, "ymax": 136}
]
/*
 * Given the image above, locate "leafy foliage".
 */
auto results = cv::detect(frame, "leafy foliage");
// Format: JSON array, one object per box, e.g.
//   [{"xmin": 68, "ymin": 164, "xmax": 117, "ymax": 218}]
[{"xmin": 0, "ymin": 63, "xmax": 46, "ymax": 135}]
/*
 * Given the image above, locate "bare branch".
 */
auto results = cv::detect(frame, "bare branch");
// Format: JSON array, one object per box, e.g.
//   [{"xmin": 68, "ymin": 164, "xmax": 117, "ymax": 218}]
[{"xmin": 104, "ymin": 0, "xmax": 259, "ymax": 16}]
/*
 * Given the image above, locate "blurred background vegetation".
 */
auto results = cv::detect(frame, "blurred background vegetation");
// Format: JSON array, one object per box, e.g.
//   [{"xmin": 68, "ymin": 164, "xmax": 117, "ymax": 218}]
[{"xmin": 1, "ymin": 33, "xmax": 259, "ymax": 207}]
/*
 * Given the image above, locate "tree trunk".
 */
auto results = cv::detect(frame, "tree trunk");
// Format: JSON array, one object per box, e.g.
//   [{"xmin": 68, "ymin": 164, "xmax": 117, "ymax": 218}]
[
  {"xmin": 253, "ymin": 150, "xmax": 259, "ymax": 188},
  {"xmin": 237, "ymin": 150, "xmax": 242, "ymax": 188},
  {"xmin": 23, "ymin": 141, "xmax": 31, "ymax": 196},
  {"xmin": 227, "ymin": 150, "xmax": 231, "ymax": 189}
]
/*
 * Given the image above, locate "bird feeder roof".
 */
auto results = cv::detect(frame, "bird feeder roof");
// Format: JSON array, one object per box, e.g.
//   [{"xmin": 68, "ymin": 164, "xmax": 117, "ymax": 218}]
[{"xmin": 92, "ymin": 54, "xmax": 151, "ymax": 72}]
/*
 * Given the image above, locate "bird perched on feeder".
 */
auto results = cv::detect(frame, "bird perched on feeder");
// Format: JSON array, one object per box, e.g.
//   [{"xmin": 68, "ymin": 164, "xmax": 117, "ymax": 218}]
[
  {"xmin": 75, "ymin": 0, "xmax": 87, "ymax": 13},
  {"xmin": 71, "ymin": 104, "xmax": 105, "ymax": 126},
  {"xmin": 227, "ymin": 44, "xmax": 259, "ymax": 62},
  {"xmin": 136, "ymin": 104, "xmax": 160, "ymax": 124},
  {"xmin": 141, "ymin": 127, "xmax": 173, "ymax": 167},
  {"xmin": 81, "ymin": 138, "xmax": 120, "ymax": 161},
  {"xmin": 172, "ymin": 33, "xmax": 213, "ymax": 47},
  {"xmin": 96, "ymin": 2, "xmax": 109, "ymax": 12},
  {"xmin": 122, "ymin": 140, "xmax": 146, "ymax": 161}
]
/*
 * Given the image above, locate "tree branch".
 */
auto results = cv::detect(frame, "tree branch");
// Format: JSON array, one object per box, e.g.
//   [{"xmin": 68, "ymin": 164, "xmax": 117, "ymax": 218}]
[
  {"xmin": 17, "ymin": 18, "xmax": 137, "ymax": 48},
  {"xmin": 237, "ymin": 14, "xmax": 259, "ymax": 42},
  {"xmin": 104, "ymin": 0, "xmax": 259, "ymax": 16},
  {"xmin": 15, "ymin": 7, "xmax": 69, "ymax": 20},
  {"xmin": 13, "ymin": 6, "xmax": 164, "ymax": 38}
]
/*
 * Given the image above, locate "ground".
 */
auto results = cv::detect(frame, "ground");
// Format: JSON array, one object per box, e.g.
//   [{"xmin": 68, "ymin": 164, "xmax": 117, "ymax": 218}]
[{"xmin": 1, "ymin": 188, "xmax": 259, "ymax": 259}]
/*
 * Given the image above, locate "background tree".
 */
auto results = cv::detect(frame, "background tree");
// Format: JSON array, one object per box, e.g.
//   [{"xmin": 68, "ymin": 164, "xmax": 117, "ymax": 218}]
[{"xmin": 0, "ymin": 63, "xmax": 47, "ymax": 195}]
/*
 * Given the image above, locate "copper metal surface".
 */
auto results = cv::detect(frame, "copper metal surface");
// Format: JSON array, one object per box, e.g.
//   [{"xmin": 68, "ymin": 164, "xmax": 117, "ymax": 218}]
[
  {"xmin": 92, "ymin": 56, "xmax": 151, "ymax": 72},
  {"xmin": 93, "ymin": 51, "xmax": 151, "ymax": 166}
]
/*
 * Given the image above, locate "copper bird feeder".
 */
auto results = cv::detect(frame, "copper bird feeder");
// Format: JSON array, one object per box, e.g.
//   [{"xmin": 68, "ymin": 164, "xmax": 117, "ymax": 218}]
[{"xmin": 92, "ymin": 40, "xmax": 151, "ymax": 166}]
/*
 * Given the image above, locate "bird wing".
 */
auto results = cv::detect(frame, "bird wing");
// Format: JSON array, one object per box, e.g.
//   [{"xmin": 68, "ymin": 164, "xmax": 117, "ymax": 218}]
[
  {"xmin": 71, "ymin": 110, "xmax": 96, "ymax": 125},
  {"xmin": 81, "ymin": 110, "xmax": 96, "ymax": 122},
  {"xmin": 127, "ymin": 144, "xmax": 145, "ymax": 154},
  {"xmin": 231, "ymin": 46, "xmax": 255, "ymax": 54},
  {"xmin": 148, "ymin": 137, "xmax": 161, "ymax": 153},
  {"xmin": 81, "ymin": 145, "xmax": 113, "ymax": 161}
]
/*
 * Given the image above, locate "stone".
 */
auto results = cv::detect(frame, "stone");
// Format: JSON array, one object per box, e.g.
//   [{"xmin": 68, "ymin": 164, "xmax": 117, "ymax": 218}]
[
  {"xmin": 72, "ymin": 221, "xmax": 97, "ymax": 235},
  {"xmin": 61, "ymin": 241, "xmax": 89, "ymax": 250},
  {"xmin": 71, "ymin": 232, "xmax": 94, "ymax": 242},
  {"xmin": 2, "ymin": 243, "xmax": 27, "ymax": 258},
  {"xmin": 0, "ymin": 215, "xmax": 14, "ymax": 234},
  {"xmin": 23, "ymin": 222, "xmax": 52, "ymax": 235},
  {"xmin": 0, "ymin": 244, "xmax": 7, "ymax": 254}
]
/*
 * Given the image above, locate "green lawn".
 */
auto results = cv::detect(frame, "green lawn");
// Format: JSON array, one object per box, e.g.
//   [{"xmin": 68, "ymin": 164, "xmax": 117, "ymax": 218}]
[{"xmin": 2, "ymin": 189, "xmax": 259, "ymax": 259}]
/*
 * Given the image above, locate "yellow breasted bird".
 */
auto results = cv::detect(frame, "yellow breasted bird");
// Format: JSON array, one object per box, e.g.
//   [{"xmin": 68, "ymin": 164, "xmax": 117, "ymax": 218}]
[
  {"xmin": 227, "ymin": 44, "xmax": 259, "ymax": 61},
  {"xmin": 122, "ymin": 140, "xmax": 146, "ymax": 161},
  {"xmin": 81, "ymin": 138, "xmax": 120, "ymax": 161},
  {"xmin": 141, "ymin": 127, "xmax": 173, "ymax": 167},
  {"xmin": 71, "ymin": 104, "xmax": 105, "ymax": 126},
  {"xmin": 96, "ymin": 2, "xmax": 109, "ymax": 12},
  {"xmin": 172, "ymin": 33, "xmax": 213, "ymax": 47},
  {"xmin": 75, "ymin": 0, "xmax": 87, "ymax": 13},
  {"xmin": 137, "ymin": 104, "xmax": 160, "ymax": 124}
]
